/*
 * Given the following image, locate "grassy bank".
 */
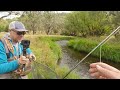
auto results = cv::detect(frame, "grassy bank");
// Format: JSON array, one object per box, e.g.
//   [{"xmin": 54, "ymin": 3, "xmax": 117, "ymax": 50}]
[
  {"xmin": 0, "ymin": 32, "xmax": 80, "ymax": 79},
  {"xmin": 68, "ymin": 37, "xmax": 120, "ymax": 63},
  {"xmin": 25, "ymin": 35, "xmax": 80, "ymax": 79}
]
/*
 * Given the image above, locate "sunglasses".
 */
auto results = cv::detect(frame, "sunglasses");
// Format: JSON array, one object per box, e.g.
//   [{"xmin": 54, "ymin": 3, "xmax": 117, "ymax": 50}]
[{"xmin": 13, "ymin": 30, "xmax": 26, "ymax": 35}]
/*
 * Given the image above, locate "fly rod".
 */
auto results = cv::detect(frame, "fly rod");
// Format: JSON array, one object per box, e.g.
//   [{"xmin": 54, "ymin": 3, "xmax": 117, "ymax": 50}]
[{"xmin": 63, "ymin": 26, "xmax": 120, "ymax": 79}]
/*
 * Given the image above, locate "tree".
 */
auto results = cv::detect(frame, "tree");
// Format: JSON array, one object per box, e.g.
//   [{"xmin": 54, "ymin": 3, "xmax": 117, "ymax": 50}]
[
  {"xmin": 19, "ymin": 11, "xmax": 43, "ymax": 35},
  {"xmin": 87, "ymin": 11, "xmax": 111, "ymax": 36},
  {"xmin": 64, "ymin": 11, "xmax": 112, "ymax": 37},
  {"xmin": 107, "ymin": 11, "xmax": 120, "ymax": 39},
  {"xmin": 42, "ymin": 11, "xmax": 55, "ymax": 35},
  {"xmin": 0, "ymin": 19, "xmax": 9, "ymax": 32}
]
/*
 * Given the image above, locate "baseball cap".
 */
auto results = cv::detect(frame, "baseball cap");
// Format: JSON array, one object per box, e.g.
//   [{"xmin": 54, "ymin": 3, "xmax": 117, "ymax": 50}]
[{"xmin": 9, "ymin": 21, "xmax": 28, "ymax": 31}]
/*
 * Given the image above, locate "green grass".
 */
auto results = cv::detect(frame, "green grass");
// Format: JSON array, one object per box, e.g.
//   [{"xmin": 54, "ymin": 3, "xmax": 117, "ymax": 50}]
[
  {"xmin": 0, "ymin": 33, "xmax": 80, "ymax": 79},
  {"xmin": 68, "ymin": 37, "xmax": 120, "ymax": 63},
  {"xmin": 24, "ymin": 35, "xmax": 80, "ymax": 79}
]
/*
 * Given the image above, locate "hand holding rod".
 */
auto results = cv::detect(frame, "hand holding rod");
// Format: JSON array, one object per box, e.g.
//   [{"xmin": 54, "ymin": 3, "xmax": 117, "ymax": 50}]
[{"xmin": 63, "ymin": 26, "xmax": 120, "ymax": 79}]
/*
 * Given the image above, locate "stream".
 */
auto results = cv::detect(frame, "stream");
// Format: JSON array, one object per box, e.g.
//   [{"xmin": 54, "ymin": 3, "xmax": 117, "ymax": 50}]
[{"xmin": 56, "ymin": 40, "xmax": 120, "ymax": 79}]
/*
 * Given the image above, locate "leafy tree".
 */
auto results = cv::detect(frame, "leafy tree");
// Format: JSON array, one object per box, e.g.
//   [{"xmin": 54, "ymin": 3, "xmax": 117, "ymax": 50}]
[
  {"xmin": 0, "ymin": 19, "xmax": 9, "ymax": 32},
  {"xmin": 64, "ymin": 11, "xmax": 112, "ymax": 37},
  {"xmin": 19, "ymin": 11, "xmax": 43, "ymax": 35}
]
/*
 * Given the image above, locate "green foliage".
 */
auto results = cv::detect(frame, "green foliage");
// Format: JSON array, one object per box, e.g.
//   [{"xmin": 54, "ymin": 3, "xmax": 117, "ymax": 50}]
[
  {"xmin": 19, "ymin": 11, "xmax": 66, "ymax": 35},
  {"xmin": 0, "ymin": 19, "xmax": 9, "ymax": 32},
  {"xmin": 19, "ymin": 11, "xmax": 43, "ymax": 35},
  {"xmin": 55, "ymin": 65, "xmax": 80, "ymax": 79},
  {"xmin": 64, "ymin": 11, "xmax": 89, "ymax": 37},
  {"xmin": 48, "ymin": 36, "xmax": 74, "ymax": 41},
  {"xmin": 64, "ymin": 11, "xmax": 112, "ymax": 37},
  {"xmin": 88, "ymin": 11, "xmax": 112, "ymax": 36},
  {"xmin": 26, "ymin": 35, "xmax": 80, "ymax": 79},
  {"xmin": 68, "ymin": 37, "xmax": 120, "ymax": 63}
]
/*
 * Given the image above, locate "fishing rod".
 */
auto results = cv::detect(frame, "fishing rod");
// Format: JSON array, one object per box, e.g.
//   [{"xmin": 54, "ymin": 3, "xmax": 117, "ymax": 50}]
[{"xmin": 62, "ymin": 25, "xmax": 120, "ymax": 79}]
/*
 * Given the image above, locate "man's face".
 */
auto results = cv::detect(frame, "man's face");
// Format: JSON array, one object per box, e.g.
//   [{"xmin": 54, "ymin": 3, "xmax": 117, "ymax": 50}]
[{"xmin": 10, "ymin": 29, "xmax": 26, "ymax": 43}]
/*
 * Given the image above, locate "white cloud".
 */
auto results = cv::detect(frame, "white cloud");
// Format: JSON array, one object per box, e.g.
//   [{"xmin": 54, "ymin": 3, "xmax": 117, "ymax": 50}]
[
  {"xmin": 0, "ymin": 11, "xmax": 71, "ymax": 19},
  {"xmin": 0, "ymin": 11, "xmax": 22, "ymax": 19}
]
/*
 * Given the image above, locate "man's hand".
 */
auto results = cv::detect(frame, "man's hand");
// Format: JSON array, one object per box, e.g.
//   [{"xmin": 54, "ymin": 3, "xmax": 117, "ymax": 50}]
[
  {"xmin": 27, "ymin": 53, "xmax": 36, "ymax": 61},
  {"xmin": 18, "ymin": 56, "xmax": 29, "ymax": 65},
  {"xmin": 89, "ymin": 62, "xmax": 120, "ymax": 79},
  {"xmin": 17, "ymin": 56, "xmax": 32, "ymax": 76}
]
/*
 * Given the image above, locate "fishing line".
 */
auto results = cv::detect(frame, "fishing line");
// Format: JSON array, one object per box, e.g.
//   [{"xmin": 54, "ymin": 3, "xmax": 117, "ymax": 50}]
[
  {"xmin": 100, "ymin": 46, "xmax": 102, "ymax": 62},
  {"xmin": 62, "ymin": 25, "xmax": 120, "ymax": 79},
  {"xmin": 31, "ymin": 61, "xmax": 59, "ymax": 79}
]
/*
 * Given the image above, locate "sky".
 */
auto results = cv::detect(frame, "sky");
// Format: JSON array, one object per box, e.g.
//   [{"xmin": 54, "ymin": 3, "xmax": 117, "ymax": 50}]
[
  {"xmin": 0, "ymin": 11, "xmax": 71, "ymax": 19},
  {"xmin": 0, "ymin": 11, "xmax": 22, "ymax": 19}
]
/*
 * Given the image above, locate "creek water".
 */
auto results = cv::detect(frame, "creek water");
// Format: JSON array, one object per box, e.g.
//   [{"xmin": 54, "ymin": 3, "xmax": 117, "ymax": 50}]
[{"xmin": 56, "ymin": 40, "xmax": 120, "ymax": 79}]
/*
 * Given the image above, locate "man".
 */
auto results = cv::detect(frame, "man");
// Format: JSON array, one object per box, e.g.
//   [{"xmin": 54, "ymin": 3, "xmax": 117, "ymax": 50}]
[
  {"xmin": 89, "ymin": 62, "xmax": 120, "ymax": 79},
  {"xmin": 0, "ymin": 21, "xmax": 36, "ymax": 79}
]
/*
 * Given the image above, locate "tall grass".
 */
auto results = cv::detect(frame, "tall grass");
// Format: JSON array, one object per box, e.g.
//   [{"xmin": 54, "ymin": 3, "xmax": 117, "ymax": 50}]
[
  {"xmin": 0, "ymin": 33, "xmax": 80, "ymax": 79},
  {"xmin": 24, "ymin": 35, "xmax": 80, "ymax": 79},
  {"xmin": 68, "ymin": 37, "xmax": 120, "ymax": 63}
]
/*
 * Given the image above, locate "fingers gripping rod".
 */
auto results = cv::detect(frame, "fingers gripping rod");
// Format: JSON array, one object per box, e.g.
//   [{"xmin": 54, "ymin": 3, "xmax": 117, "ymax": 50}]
[{"xmin": 63, "ymin": 26, "xmax": 120, "ymax": 79}]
